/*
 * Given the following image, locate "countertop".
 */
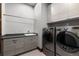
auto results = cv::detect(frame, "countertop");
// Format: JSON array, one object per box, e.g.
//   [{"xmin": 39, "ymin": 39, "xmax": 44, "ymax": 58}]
[{"xmin": 2, "ymin": 33, "xmax": 38, "ymax": 39}]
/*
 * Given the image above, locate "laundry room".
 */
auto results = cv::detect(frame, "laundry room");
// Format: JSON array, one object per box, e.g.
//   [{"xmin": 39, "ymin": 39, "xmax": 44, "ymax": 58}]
[{"xmin": 1, "ymin": 3, "xmax": 79, "ymax": 56}]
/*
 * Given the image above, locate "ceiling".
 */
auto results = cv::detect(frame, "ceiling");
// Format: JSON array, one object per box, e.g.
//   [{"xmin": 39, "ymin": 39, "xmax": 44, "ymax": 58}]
[
  {"xmin": 25, "ymin": 3, "xmax": 51, "ymax": 7},
  {"xmin": 25, "ymin": 3, "xmax": 36, "ymax": 7}
]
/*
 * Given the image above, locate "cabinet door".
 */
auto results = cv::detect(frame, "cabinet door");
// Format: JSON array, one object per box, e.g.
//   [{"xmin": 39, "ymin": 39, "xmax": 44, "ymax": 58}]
[
  {"xmin": 68, "ymin": 4, "xmax": 79, "ymax": 18},
  {"xmin": 24, "ymin": 36, "xmax": 37, "ymax": 52},
  {"xmin": 48, "ymin": 4, "xmax": 69, "ymax": 22},
  {"xmin": 15, "ymin": 38, "xmax": 24, "ymax": 49},
  {"xmin": 3, "ymin": 39, "xmax": 16, "ymax": 56},
  {"xmin": 24, "ymin": 37, "xmax": 32, "ymax": 51},
  {"xmin": 3, "ymin": 39, "xmax": 15, "ymax": 51},
  {"xmin": 30, "ymin": 36, "xmax": 37, "ymax": 49},
  {"xmin": 14, "ymin": 38, "xmax": 25, "ymax": 54},
  {"xmin": 53, "ymin": 4, "xmax": 69, "ymax": 22}
]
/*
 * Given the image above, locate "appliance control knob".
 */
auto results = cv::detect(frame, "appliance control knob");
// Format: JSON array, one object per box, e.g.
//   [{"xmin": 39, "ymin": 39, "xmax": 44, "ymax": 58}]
[{"xmin": 64, "ymin": 28, "xmax": 68, "ymax": 31}]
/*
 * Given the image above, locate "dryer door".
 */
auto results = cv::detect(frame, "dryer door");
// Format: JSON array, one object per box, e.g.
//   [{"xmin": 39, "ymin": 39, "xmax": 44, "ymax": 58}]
[{"xmin": 57, "ymin": 31, "xmax": 79, "ymax": 53}]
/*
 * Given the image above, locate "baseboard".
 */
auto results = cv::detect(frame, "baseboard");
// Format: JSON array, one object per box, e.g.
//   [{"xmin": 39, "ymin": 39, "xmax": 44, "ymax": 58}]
[{"xmin": 37, "ymin": 47, "xmax": 43, "ymax": 52}]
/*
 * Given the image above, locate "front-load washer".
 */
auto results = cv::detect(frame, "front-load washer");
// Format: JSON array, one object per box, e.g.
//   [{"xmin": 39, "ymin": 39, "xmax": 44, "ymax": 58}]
[{"xmin": 56, "ymin": 26, "xmax": 79, "ymax": 56}]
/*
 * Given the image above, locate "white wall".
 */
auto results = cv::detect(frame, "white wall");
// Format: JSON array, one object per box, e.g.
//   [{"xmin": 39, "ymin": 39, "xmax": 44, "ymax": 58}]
[
  {"xmin": 5, "ymin": 16, "xmax": 34, "ymax": 34},
  {"xmin": 47, "ymin": 3, "xmax": 79, "ymax": 23},
  {"xmin": 2, "ymin": 3, "xmax": 35, "ymax": 35},
  {"xmin": 5, "ymin": 3, "xmax": 34, "ymax": 19},
  {"xmin": 34, "ymin": 3, "xmax": 48, "ymax": 49},
  {"xmin": 2, "ymin": 4, "xmax": 6, "ymax": 35},
  {"xmin": 47, "ymin": 4, "xmax": 51, "ymax": 23}
]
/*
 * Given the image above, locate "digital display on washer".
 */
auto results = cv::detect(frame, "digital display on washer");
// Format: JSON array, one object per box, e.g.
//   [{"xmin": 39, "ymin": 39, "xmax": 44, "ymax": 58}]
[{"xmin": 72, "ymin": 27, "xmax": 79, "ymax": 29}]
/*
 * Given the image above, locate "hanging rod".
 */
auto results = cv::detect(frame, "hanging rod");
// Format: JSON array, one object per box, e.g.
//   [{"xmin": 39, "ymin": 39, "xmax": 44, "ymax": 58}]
[{"xmin": 3, "ymin": 14, "xmax": 35, "ymax": 20}]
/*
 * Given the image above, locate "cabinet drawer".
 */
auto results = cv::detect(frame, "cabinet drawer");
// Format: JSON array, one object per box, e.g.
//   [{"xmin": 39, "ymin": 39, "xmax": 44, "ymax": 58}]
[{"xmin": 3, "ymin": 39, "xmax": 16, "ymax": 46}]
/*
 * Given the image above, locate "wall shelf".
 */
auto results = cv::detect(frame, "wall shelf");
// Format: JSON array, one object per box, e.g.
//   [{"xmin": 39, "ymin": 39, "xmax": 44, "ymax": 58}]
[{"xmin": 47, "ymin": 17, "xmax": 79, "ymax": 27}]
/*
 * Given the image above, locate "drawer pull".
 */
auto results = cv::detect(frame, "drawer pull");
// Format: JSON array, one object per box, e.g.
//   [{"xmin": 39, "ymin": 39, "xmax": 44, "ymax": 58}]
[{"xmin": 12, "ymin": 40, "xmax": 16, "ymax": 43}]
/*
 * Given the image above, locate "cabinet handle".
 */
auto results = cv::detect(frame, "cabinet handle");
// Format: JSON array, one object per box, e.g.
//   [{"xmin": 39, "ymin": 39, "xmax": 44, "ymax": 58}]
[{"xmin": 13, "ymin": 40, "xmax": 16, "ymax": 43}]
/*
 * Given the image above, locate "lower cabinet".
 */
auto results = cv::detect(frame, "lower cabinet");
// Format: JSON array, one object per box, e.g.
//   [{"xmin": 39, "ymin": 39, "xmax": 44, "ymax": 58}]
[
  {"xmin": 15, "ymin": 38, "xmax": 25, "ymax": 54},
  {"xmin": 3, "ymin": 39, "xmax": 16, "ymax": 56},
  {"xmin": 24, "ymin": 36, "xmax": 37, "ymax": 51},
  {"xmin": 3, "ymin": 36, "xmax": 37, "ymax": 56},
  {"xmin": 24, "ymin": 37, "xmax": 32, "ymax": 51},
  {"xmin": 30, "ymin": 36, "xmax": 37, "ymax": 49}
]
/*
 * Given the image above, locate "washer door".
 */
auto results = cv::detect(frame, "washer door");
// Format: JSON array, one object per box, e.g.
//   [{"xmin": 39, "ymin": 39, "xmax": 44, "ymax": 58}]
[{"xmin": 57, "ymin": 31, "xmax": 79, "ymax": 53}]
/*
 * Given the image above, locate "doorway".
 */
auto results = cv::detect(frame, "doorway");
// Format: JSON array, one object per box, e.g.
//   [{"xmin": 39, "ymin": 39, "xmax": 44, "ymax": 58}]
[{"xmin": 0, "ymin": 3, "xmax": 1, "ymax": 54}]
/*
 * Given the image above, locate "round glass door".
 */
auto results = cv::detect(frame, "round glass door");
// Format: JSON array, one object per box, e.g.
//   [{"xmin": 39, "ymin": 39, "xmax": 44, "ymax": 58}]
[{"xmin": 57, "ymin": 31, "xmax": 79, "ymax": 53}]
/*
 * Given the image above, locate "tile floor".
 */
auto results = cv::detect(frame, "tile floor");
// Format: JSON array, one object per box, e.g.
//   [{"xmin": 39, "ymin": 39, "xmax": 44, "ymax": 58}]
[{"xmin": 20, "ymin": 49, "xmax": 45, "ymax": 56}]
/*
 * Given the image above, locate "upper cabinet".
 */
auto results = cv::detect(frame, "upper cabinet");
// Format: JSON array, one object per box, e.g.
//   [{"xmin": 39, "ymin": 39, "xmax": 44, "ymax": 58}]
[
  {"xmin": 68, "ymin": 4, "xmax": 79, "ymax": 18},
  {"xmin": 47, "ymin": 3, "xmax": 79, "ymax": 23},
  {"xmin": 47, "ymin": 3, "xmax": 69, "ymax": 23}
]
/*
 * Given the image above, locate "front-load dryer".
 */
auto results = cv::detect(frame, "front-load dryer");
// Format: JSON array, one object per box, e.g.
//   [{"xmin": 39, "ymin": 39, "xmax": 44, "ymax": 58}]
[
  {"xmin": 56, "ymin": 26, "xmax": 79, "ymax": 56},
  {"xmin": 42, "ymin": 27, "xmax": 60, "ymax": 56},
  {"xmin": 42, "ymin": 27, "xmax": 55, "ymax": 56}
]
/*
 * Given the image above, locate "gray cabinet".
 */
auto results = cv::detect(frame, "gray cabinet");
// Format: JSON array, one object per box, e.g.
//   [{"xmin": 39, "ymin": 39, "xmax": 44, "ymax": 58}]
[
  {"xmin": 3, "ymin": 39, "xmax": 16, "ymax": 56},
  {"xmin": 24, "ymin": 37, "xmax": 32, "ymax": 51},
  {"xmin": 3, "ymin": 39, "xmax": 15, "ymax": 51},
  {"xmin": 30, "ymin": 36, "xmax": 37, "ymax": 49},
  {"xmin": 3, "ymin": 38, "xmax": 24, "ymax": 56},
  {"xmin": 24, "ymin": 36, "xmax": 37, "ymax": 51},
  {"xmin": 3, "ymin": 35, "xmax": 37, "ymax": 56},
  {"xmin": 15, "ymin": 38, "xmax": 25, "ymax": 54}
]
